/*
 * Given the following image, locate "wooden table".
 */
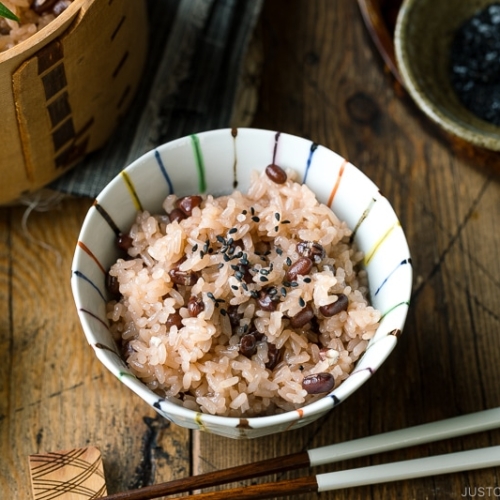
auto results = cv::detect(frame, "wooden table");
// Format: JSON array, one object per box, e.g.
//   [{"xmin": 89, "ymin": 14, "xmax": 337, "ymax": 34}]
[{"xmin": 2, "ymin": 1, "xmax": 500, "ymax": 498}]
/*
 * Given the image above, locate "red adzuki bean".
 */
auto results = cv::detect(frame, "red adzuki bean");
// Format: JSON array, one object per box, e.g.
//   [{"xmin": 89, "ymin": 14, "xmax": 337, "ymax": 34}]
[
  {"xmin": 286, "ymin": 257, "xmax": 313, "ymax": 281},
  {"xmin": 265, "ymin": 164, "xmax": 287, "ymax": 184},
  {"xmin": 265, "ymin": 343, "xmax": 281, "ymax": 370},
  {"xmin": 165, "ymin": 312, "xmax": 183, "ymax": 329},
  {"xmin": 319, "ymin": 293, "xmax": 349, "ymax": 317},
  {"xmin": 117, "ymin": 233, "xmax": 133, "ymax": 251},
  {"xmin": 105, "ymin": 272, "xmax": 120, "ymax": 297},
  {"xmin": 177, "ymin": 195, "xmax": 202, "ymax": 216},
  {"xmin": 257, "ymin": 289, "xmax": 277, "ymax": 311},
  {"xmin": 302, "ymin": 372, "xmax": 335, "ymax": 394},
  {"xmin": 32, "ymin": 0, "xmax": 59, "ymax": 14},
  {"xmin": 169, "ymin": 261, "xmax": 199, "ymax": 286},
  {"xmin": 240, "ymin": 334, "xmax": 257, "ymax": 357},
  {"xmin": 297, "ymin": 241, "xmax": 325, "ymax": 263},
  {"xmin": 187, "ymin": 295, "xmax": 204, "ymax": 317},
  {"xmin": 169, "ymin": 208, "xmax": 186, "ymax": 223},
  {"xmin": 227, "ymin": 305, "xmax": 242, "ymax": 328},
  {"xmin": 289, "ymin": 304, "xmax": 314, "ymax": 328}
]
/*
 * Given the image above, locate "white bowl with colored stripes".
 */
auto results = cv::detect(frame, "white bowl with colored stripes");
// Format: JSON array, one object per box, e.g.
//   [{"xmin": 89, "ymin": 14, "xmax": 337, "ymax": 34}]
[{"xmin": 71, "ymin": 128, "xmax": 412, "ymax": 439}]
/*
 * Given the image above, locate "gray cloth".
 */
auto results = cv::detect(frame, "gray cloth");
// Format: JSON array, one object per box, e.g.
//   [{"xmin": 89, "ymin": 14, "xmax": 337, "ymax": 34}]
[{"xmin": 50, "ymin": 0, "xmax": 263, "ymax": 198}]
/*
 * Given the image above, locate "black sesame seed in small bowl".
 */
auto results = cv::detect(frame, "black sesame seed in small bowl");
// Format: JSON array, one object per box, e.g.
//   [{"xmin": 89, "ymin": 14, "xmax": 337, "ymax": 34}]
[{"xmin": 395, "ymin": 0, "xmax": 500, "ymax": 151}]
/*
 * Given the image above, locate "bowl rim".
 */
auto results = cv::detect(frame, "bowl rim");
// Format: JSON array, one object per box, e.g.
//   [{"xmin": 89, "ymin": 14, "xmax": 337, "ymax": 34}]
[{"xmin": 72, "ymin": 127, "xmax": 412, "ymax": 433}]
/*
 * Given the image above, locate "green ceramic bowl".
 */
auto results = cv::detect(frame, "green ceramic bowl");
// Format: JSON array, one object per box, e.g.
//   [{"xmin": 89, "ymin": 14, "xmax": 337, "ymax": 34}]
[{"xmin": 395, "ymin": 0, "xmax": 500, "ymax": 151}]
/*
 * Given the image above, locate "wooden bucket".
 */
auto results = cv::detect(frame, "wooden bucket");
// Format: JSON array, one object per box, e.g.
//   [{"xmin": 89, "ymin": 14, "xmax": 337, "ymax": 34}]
[{"xmin": 0, "ymin": 0, "xmax": 148, "ymax": 205}]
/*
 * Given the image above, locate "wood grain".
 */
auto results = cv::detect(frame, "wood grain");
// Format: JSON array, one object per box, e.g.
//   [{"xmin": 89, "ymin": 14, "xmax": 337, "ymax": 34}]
[
  {"xmin": 195, "ymin": 0, "xmax": 500, "ymax": 499},
  {"xmin": 0, "ymin": 0, "xmax": 149, "ymax": 204},
  {"xmin": 29, "ymin": 447, "xmax": 107, "ymax": 499},
  {"xmin": 1, "ymin": 1, "xmax": 499, "ymax": 499}
]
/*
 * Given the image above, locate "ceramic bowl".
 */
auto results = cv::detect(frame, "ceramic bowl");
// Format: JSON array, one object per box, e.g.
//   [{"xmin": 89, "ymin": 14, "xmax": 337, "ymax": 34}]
[
  {"xmin": 395, "ymin": 0, "xmax": 500, "ymax": 151},
  {"xmin": 71, "ymin": 128, "xmax": 412, "ymax": 439}
]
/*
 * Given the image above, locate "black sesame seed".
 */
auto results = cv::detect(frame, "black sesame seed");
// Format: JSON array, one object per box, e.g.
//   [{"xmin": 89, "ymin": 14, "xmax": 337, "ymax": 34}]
[
  {"xmin": 260, "ymin": 268, "xmax": 270, "ymax": 275},
  {"xmin": 275, "ymin": 213, "xmax": 280, "ymax": 221},
  {"xmin": 229, "ymin": 227, "xmax": 238, "ymax": 234},
  {"xmin": 227, "ymin": 238, "xmax": 234, "ymax": 246},
  {"xmin": 231, "ymin": 285, "xmax": 238, "ymax": 290},
  {"xmin": 251, "ymin": 207, "xmax": 255, "ymax": 215},
  {"xmin": 281, "ymin": 220, "xmax": 291, "ymax": 224},
  {"xmin": 231, "ymin": 264, "xmax": 239, "ymax": 271},
  {"xmin": 252, "ymin": 216, "xmax": 260, "ymax": 223},
  {"xmin": 303, "ymin": 277, "xmax": 312, "ymax": 283},
  {"xmin": 208, "ymin": 248, "xmax": 214, "ymax": 254},
  {"xmin": 242, "ymin": 283, "xmax": 248, "ymax": 291},
  {"xmin": 192, "ymin": 244, "xmax": 198, "ymax": 252},
  {"xmin": 218, "ymin": 263, "xmax": 225, "ymax": 269},
  {"xmin": 250, "ymin": 291, "xmax": 258, "ymax": 298},
  {"xmin": 290, "ymin": 281, "xmax": 299, "ymax": 287},
  {"xmin": 242, "ymin": 210, "xmax": 247, "ymax": 215},
  {"xmin": 281, "ymin": 287, "xmax": 287, "ymax": 297},
  {"xmin": 299, "ymin": 297, "xmax": 306, "ymax": 307},
  {"xmin": 220, "ymin": 309, "xmax": 227, "ymax": 316},
  {"xmin": 274, "ymin": 226, "xmax": 279, "ymax": 232},
  {"xmin": 283, "ymin": 281, "xmax": 291, "ymax": 287},
  {"xmin": 199, "ymin": 251, "xmax": 205, "ymax": 258},
  {"xmin": 286, "ymin": 257, "xmax": 292, "ymax": 266},
  {"xmin": 216, "ymin": 235, "xmax": 225, "ymax": 244},
  {"xmin": 260, "ymin": 276, "xmax": 269, "ymax": 282},
  {"xmin": 276, "ymin": 248, "xmax": 283, "ymax": 255},
  {"xmin": 207, "ymin": 292, "xmax": 215, "ymax": 300}
]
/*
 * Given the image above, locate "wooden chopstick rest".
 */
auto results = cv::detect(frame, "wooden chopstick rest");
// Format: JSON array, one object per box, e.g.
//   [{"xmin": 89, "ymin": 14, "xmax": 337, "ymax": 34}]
[{"xmin": 29, "ymin": 446, "xmax": 107, "ymax": 500}]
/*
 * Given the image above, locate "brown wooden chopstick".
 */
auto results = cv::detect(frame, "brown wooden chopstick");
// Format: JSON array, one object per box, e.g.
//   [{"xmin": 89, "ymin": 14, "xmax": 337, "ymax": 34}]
[
  {"xmin": 106, "ymin": 445, "xmax": 500, "ymax": 500},
  {"xmin": 157, "ymin": 476, "xmax": 319, "ymax": 500},
  {"xmin": 99, "ymin": 407, "xmax": 500, "ymax": 500},
  {"xmin": 100, "ymin": 451, "xmax": 311, "ymax": 500}
]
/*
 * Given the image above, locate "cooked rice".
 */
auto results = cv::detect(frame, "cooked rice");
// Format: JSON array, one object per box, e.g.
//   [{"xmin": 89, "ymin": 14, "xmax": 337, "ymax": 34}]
[
  {"xmin": 106, "ymin": 168, "xmax": 381, "ymax": 417},
  {"xmin": 0, "ymin": 0, "xmax": 73, "ymax": 53}
]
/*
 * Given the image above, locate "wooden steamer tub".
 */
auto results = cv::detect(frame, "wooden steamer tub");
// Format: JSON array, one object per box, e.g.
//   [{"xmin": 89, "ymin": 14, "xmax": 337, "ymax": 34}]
[{"xmin": 0, "ymin": 0, "xmax": 148, "ymax": 204}]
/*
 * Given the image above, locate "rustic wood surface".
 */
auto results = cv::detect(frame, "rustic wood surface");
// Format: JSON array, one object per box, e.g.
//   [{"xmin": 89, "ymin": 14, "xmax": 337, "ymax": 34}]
[{"xmin": 2, "ymin": 1, "xmax": 500, "ymax": 499}]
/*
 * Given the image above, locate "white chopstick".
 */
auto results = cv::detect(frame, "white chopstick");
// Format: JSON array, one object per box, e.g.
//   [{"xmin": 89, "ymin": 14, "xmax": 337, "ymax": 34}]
[
  {"xmin": 308, "ymin": 406, "xmax": 500, "ymax": 466},
  {"xmin": 317, "ymin": 445, "xmax": 500, "ymax": 492}
]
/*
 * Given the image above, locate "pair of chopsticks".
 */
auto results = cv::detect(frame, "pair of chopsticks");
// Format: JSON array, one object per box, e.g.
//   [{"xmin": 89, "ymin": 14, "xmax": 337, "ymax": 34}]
[{"xmin": 101, "ymin": 407, "xmax": 500, "ymax": 500}]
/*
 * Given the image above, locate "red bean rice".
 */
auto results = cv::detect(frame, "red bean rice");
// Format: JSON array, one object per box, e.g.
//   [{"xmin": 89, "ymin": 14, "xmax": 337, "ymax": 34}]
[{"xmin": 106, "ymin": 169, "xmax": 381, "ymax": 417}]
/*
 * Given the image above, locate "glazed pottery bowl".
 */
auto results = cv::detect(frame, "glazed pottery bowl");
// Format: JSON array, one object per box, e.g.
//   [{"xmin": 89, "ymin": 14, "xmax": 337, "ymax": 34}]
[
  {"xmin": 71, "ymin": 128, "xmax": 412, "ymax": 439},
  {"xmin": 395, "ymin": 0, "xmax": 500, "ymax": 151}
]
